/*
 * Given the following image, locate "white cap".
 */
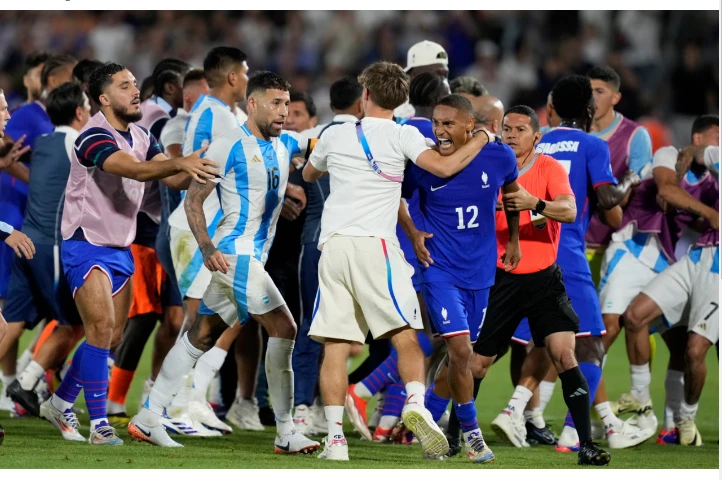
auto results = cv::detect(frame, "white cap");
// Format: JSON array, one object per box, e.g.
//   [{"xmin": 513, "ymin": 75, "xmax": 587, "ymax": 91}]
[{"xmin": 405, "ymin": 40, "xmax": 448, "ymax": 72}]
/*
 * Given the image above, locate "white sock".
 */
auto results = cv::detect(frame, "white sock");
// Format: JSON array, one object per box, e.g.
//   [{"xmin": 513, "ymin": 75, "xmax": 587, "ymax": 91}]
[
  {"xmin": 664, "ymin": 369, "xmax": 684, "ymax": 429},
  {"xmin": 505, "ymin": 385, "xmax": 533, "ymax": 418},
  {"xmin": 560, "ymin": 424, "xmax": 579, "ymax": 445},
  {"xmin": 192, "ymin": 347, "xmax": 227, "ymax": 400},
  {"xmin": 379, "ymin": 415, "xmax": 399, "ymax": 430},
  {"xmin": 140, "ymin": 333, "xmax": 203, "ymax": 425},
  {"xmin": 265, "ymin": 337, "xmax": 295, "ymax": 435},
  {"xmin": 595, "ymin": 401, "xmax": 621, "ymax": 433},
  {"xmin": 630, "ymin": 363, "xmax": 651, "ymax": 403},
  {"xmin": 51, "ymin": 393, "xmax": 73, "ymax": 412},
  {"xmin": 352, "ymin": 382, "xmax": 373, "ymax": 399},
  {"xmin": 106, "ymin": 399, "xmax": 125, "ymax": 415},
  {"xmin": 325, "ymin": 405, "xmax": 345, "ymax": 439},
  {"xmin": 1, "ymin": 374, "xmax": 16, "ymax": 388},
  {"xmin": 539, "ymin": 380, "xmax": 556, "ymax": 413},
  {"xmin": 18, "ymin": 361, "xmax": 45, "ymax": 390},
  {"xmin": 524, "ymin": 407, "xmax": 545, "ymax": 428},
  {"xmin": 90, "ymin": 417, "xmax": 109, "ymax": 430},
  {"xmin": 463, "ymin": 428, "xmax": 485, "ymax": 444},
  {"xmin": 679, "ymin": 400, "xmax": 698, "ymax": 422},
  {"xmin": 16, "ymin": 349, "xmax": 33, "ymax": 373},
  {"xmin": 405, "ymin": 381, "xmax": 426, "ymax": 407}
]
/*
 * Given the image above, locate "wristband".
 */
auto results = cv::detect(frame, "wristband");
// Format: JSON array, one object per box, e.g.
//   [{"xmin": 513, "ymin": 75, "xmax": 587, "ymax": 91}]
[{"xmin": 0, "ymin": 221, "xmax": 13, "ymax": 241}]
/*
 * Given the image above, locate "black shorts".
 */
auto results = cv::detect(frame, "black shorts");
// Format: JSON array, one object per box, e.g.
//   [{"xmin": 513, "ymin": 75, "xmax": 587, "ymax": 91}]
[{"xmin": 474, "ymin": 263, "xmax": 579, "ymax": 357}]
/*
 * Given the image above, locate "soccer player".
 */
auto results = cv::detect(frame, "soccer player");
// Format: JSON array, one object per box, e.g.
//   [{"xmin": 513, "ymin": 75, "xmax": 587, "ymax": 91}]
[
  {"xmin": 458, "ymin": 104, "xmax": 612, "ymax": 465},
  {"xmin": 303, "ymin": 61, "xmax": 490, "ymax": 461},
  {"xmin": 399, "ymin": 94, "xmax": 521, "ymax": 463},
  {"xmin": 621, "ymin": 115, "xmax": 719, "ymax": 446},
  {"xmin": 343, "ymin": 72, "xmax": 449, "ymax": 443},
  {"xmin": 586, "ymin": 66, "xmax": 653, "ymax": 285},
  {"xmin": 39, "ymin": 62, "xmax": 217, "ymax": 445},
  {"xmin": 292, "ymin": 77, "xmax": 364, "ymax": 435},
  {"xmin": 492, "ymin": 76, "xmax": 649, "ymax": 452},
  {"xmin": 166, "ymin": 47, "xmax": 257, "ymax": 433},
  {"xmin": 3, "ymin": 83, "xmax": 91, "ymax": 417},
  {"xmin": 129, "ymin": 71, "xmax": 320, "ymax": 454},
  {"xmin": 73, "ymin": 59, "xmax": 104, "ymax": 114}
]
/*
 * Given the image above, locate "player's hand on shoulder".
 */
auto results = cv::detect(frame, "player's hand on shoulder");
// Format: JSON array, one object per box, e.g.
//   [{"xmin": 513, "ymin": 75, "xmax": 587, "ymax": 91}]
[
  {"xmin": 5, "ymin": 229, "xmax": 35, "ymax": 260},
  {"xmin": 621, "ymin": 169, "xmax": 641, "ymax": 187},
  {"xmin": 410, "ymin": 230, "xmax": 434, "ymax": 267},
  {"xmin": 502, "ymin": 184, "xmax": 536, "ymax": 211},
  {"xmin": 178, "ymin": 146, "xmax": 219, "ymax": 184},
  {"xmin": 501, "ymin": 240, "xmax": 521, "ymax": 272},
  {"xmin": 200, "ymin": 244, "xmax": 229, "ymax": 274}
]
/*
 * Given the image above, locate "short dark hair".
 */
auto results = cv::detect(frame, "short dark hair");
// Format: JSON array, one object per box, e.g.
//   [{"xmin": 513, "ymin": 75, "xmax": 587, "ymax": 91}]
[
  {"xmin": 435, "ymin": 94, "xmax": 474, "ymax": 116},
  {"xmin": 329, "ymin": 77, "xmax": 363, "ymax": 111},
  {"xmin": 203, "ymin": 47, "xmax": 248, "ymax": 89},
  {"xmin": 72, "ymin": 59, "xmax": 104, "ymax": 85},
  {"xmin": 358, "ymin": 61, "xmax": 409, "ymax": 111},
  {"xmin": 691, "ymin": 114, "xmax": 719, "ymax": 139},
  {"xmin": 409, "ymin": 72, "xmax": 448, "ymax": 109},
  {"xmin": 551, "ymin": 75, "xmax": 593, "ymax": 121},
  {"xmin": 24, "ymin": 51, "xmax": 51, "ymax": 74},
  {"xmin": 504, "ymin": 105, "xmax": 540, "ymax": 133},
  {"xmin": 152, "ymin": 58, "xmax": 191, "ymax": 97},
  {"xmin": 586, "ymin": 66, "xmax": 621, "ymax": 91},
  {"xmin": 290, "ymin": 91, "xmax": 317, "ymax": 118},
  {"xmin": 41, "ymin": 54, "xmax": 78, "ymax": 89},
  {"xmin": 449, "ymin": 76, "xmax": 488, "ymax": 97},
  {"xmin": 46, "ymin": 81, "xmax": 86, "ymax": 127},
  {"xmin": 183, "ymin": 69, "xmax": 206, "ymax": 88},
  {"xmin": 246, "ymin": 71, "xmax": 291, "ymax": 99},
  {"xmin": 88, "ymin": 62, "xmax": 126, "ymax": 105}
]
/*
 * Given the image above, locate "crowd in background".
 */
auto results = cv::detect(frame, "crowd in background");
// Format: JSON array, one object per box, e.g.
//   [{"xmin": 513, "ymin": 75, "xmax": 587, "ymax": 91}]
[{"xmin": 0, "ymin": 10, "xmax": 718, "ymax": 144}]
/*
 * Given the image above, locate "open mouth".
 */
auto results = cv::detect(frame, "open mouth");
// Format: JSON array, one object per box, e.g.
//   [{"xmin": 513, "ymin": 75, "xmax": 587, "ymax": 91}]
[
  {"xmin": 131, "ymin": 99, "xmax": 140, "ymax": 106},
  {"xmin": 272, "ymin": 121, "xmax": 284, "ymax": 129},
  {"xmin": 438, "ymin": 138, "xmax": 453, "ymax": 151}
]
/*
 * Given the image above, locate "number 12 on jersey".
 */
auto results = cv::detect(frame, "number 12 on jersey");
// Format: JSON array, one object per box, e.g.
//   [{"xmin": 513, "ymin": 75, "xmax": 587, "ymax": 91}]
[{"xmin": 456, "ymin": 206, "xmax": 479, "ymax": 230}]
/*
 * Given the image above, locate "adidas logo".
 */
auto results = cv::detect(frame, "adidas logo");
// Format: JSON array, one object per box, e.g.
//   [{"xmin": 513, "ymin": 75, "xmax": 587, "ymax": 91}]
[
  {"xmin": 251, "ymin": 155, "xmax": 262, "ymax": 163},
  {"xmin": 569, "ymin": 387, "xmax": 588, "ymax": 398}
]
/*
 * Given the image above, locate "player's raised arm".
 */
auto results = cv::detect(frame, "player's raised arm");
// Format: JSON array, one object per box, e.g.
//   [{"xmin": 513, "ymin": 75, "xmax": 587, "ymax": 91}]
[
  {"xmin": 184, "ymin": 178, "xmax": 229, "ymax": 273},
  {"xmin": 103, "ymin": 146, "xmax": 218, "ymax": 186},
  {"xmin": 594, "ymin": 170, "xmax": 639, "ymax": 210}
]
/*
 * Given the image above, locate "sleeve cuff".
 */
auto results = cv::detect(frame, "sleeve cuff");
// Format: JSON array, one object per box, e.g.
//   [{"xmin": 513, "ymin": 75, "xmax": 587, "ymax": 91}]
[{"xmin": 0, "ymin": 221, "xmax": 13, "ymax": 241}]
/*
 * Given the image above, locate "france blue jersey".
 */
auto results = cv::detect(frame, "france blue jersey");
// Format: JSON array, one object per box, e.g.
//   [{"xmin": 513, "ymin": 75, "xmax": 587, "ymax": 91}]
[
  {"xmin": 537, "ymin": 127, "xmax": 616, "ymax": 275},
  {"xmin": 403, "ymin": 138, "xmax": 518, "ymax": 289}
]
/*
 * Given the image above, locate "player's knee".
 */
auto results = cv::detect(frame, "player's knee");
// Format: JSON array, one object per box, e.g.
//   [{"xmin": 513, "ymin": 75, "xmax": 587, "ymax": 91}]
[
  {"xmin": 603, "ymin": 315, "xmax": 621, "ymax": 339},
  {"xmin": 622, "ymin": 305, "xmax": 646, "ymax": 332},
  {"xmin": 470, "ymin": 353, "xmax": 493, "ymax": 379},
  {"xmin": 447, "ymin": 340, "xmax": 473, "ymax": 370},
  {"xmin": 550, "ymin": 347, "xmax": 577, "ymax": 372},
  {"xmin": 685, "ymin": 336, "xmax": 710, "ymax": 365}
]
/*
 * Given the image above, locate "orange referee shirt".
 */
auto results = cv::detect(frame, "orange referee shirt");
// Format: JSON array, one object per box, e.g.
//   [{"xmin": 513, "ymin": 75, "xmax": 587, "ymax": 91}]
[{"xmin": 496, "ymin": 154, "xmax": 574, "ymax": 274}]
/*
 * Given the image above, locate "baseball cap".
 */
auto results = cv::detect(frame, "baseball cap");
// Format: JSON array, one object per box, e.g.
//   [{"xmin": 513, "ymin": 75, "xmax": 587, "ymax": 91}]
[{"xmin": 405, "ymin": 40, "xmax": 448, "ymax": 72}]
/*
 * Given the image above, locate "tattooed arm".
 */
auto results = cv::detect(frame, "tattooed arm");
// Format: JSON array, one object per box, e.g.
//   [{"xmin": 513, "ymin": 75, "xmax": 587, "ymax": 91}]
[{"xmin": 185, "ymin": 179, "xmax": 229, "ymax": 273}]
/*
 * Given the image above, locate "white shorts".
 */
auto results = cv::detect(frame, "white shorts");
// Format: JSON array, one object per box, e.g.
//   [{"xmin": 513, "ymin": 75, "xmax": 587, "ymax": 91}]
[
  {"xmin": 309, "ymin": 236, "xmax": 422, "ymax": 344},
  {"xmin": 170, "ymin": 227, "xmax": 212, "ymax": 300},
  {"xmin": 198, "ymin": 254, "xmax": 285, "ymax": 327},
  {"xmin": 598, "ymin": 243, "xmax": 660, "ymax": 315},
  {"xmin": 642, "ymin": 246, "xmax": 719, "ymax": 344}
]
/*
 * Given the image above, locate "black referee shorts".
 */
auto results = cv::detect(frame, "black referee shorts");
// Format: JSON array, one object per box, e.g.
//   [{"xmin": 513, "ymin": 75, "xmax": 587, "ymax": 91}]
[{"xmin": 474, "ymin": 263, "xmax": 579, "ymax": 358}]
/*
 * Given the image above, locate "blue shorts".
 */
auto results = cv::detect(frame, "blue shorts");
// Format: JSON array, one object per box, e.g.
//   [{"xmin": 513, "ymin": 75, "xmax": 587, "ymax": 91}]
[
  {"xmin": 422, "ymin": 282, "xmax": 490, "ymax": 343},
  {"xmin": 397, "ymin": 227, "xmax": 422, "ymax": 292},
  {"xmin": 563, "ymin": 270, "xmax": 605, "ymax": 337},
  {"xmin": 2, "ymin": 243, "xmax": 81, "ymax": 327},
  {"xmin": 62, "ymin": 239, "xmax": 135, "ymax": 298},
  {"xmin": 0, "ymin": 173, "xmax": 28, "ymax": 298},
  {"xmin": 512, "ymin": 318, "xmax": 532, "ymax": 345}
]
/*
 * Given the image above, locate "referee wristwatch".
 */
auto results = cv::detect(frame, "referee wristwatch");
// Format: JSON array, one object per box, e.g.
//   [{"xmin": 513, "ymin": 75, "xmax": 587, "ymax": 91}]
[{"xmin": 533, "ymin": 198, "xmax": 546, "ymax": 215}]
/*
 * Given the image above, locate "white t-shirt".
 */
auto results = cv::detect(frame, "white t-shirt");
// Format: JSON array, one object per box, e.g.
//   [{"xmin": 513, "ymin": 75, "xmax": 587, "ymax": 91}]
[
  {"xmin": 309, "ymin": 117, "xmax": 430, "ymax": 248},
  {"xmin": 652, "ymin": 145, "xmax": 677, "ymax": 172},
  {"xmin": 159, "ymin": 108, "xmax": 189, "ymax": 153}
]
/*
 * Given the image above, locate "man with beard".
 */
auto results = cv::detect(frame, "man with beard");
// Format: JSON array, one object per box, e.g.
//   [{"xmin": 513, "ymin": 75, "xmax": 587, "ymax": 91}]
[{"xmin": 39, "ymin": 63, "xmax": 217, "ymax": 446}]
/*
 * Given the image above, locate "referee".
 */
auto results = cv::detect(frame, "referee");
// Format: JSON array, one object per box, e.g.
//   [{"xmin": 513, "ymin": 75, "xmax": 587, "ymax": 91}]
[{"xmin": 444, "ymin": 106, "xmax": 611, "ymax": 466}]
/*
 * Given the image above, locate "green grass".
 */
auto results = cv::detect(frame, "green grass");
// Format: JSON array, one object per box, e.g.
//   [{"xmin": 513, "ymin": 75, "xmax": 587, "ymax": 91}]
[{"xmin": 0, "ymin": 329, "xmax": 718, "ymax": 469}]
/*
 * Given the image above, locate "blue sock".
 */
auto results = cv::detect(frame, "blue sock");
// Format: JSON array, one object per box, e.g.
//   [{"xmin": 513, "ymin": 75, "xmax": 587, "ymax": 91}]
[
  {"xmin": 360, "ymin": 350, "xmax": 399, "ymax": 396},
  {"xmin": 82, "ymin": 343, "xmax": 110, "ymax": 426},
  {"xmin": 417, "ymin": 332, "xmax": 434, "ymax": 357},
  {"xmin": 564, "ymin": 362, "xmax": 603, "ymax": 428},
  {"xmin": 381, "ymin": 383, "xmax": 406, "ymax": 418},
  {"xmin": 455, "ymin": 400, "xmax": 480, "ymax": 436},
  {"xmin": 55, "ymin": 342, "xmax": 85, "ymax": 404},
  {"xmin": 425, "ymin": 387, "xmax": 450, "ymax": 422}
]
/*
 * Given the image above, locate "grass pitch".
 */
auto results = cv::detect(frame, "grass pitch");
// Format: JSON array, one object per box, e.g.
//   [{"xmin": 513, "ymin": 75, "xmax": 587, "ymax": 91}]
[{"xmin": 0, "ymin": 329, "xmax": 718, "ymax": 469}]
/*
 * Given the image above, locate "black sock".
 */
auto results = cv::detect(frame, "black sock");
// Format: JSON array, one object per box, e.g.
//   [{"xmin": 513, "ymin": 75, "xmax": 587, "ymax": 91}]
[
  {"xmin": 447, "ymin": 377, "xmax": 483, "ymax": 441},
  {"xmin": 559, "ymin": 366, "xmax": 592, "ymax": 444}
]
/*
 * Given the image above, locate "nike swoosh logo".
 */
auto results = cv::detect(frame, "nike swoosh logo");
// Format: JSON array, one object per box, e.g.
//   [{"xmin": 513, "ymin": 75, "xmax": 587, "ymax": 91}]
[
  {"xmin": 75, "ymin": 384, "xmax": 83, "ymax": 388},
  {"xmin": 93, "ymin": 393, "xmax": 104, "ymax": 398},
  {"xmin": 430, "ymin": 185, "xmax": 447, "ymax": 191},
  {"xmin": 137, "ymin": 425, "xmax": 151, "ymax": 438},
  {"xmin": 276, "ymin": 441, "xmax": 290, "ymax": 452}
]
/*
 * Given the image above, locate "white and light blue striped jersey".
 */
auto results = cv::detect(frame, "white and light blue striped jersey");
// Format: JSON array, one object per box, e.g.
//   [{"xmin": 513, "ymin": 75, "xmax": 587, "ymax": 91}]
[
  {"xmin": 168, "ymin": 94, "xmax": 242, "ymax": 232},
  {"xmin": 611, "ymin": 223, "xmax": 670, "ymax": 273},
  {"xmin": 209, "ymin": 124, "xmax": 312, "ymax": 263}
]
